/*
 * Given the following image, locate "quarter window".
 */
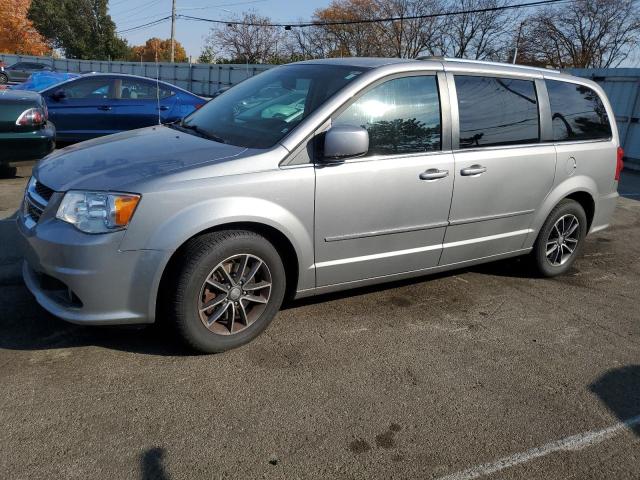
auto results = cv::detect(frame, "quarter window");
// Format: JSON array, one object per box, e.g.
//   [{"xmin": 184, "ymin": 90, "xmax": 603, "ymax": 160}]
[
  {"xmin": 455, "ymin": 76, "xmax": 539, "ymax": 148},
  {"xmin": 546, "ymin": 80, "xmax": 611, "ymax": 141},
  {"xmin": 333, "ymin": 75, "xmax": 441, "ymax": 156}
]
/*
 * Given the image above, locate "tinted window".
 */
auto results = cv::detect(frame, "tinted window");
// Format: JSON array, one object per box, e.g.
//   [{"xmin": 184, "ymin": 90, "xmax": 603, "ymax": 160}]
[
  {"xmin": 455, "ymin": 76, "xmax": 539, "ymax": 148},
  {"xmin": 333, "ymin": 75, "xmax": 441, "ymax": 156},
  {"xmin": 547, "ymin": 80, "xmax": 611, "ymax": 141},
  {"xmin": 62, "ymin": 78, "xmax": 112, "ymax": 99},
  {"xmin": 114, "ymin": 78, "xmax": 173, "ymax": 100},
  {"xmin": 182, "ymin": 65, "xmax": 367, "ymax": 149}
]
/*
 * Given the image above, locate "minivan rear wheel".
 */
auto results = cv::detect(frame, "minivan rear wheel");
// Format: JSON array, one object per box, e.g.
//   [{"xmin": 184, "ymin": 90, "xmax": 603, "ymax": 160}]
[
  {"xmin": 170, "ymin": 230, "xmax": 286, "ymax": 353},
  {"xmin": 532, "ymin": 199, "xmax": 587, "ymax": 277}
]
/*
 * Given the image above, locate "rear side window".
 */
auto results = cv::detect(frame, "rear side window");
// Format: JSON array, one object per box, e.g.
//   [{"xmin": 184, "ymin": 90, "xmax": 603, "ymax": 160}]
[
  {"xmin": 455, "ymin": 76, "xmax": 539, "ymax": 148},
  {"xmin": 114, "ymin": 78, "xmax": 173, "ymax": 100},
  {"xmin": 333, "ymin": 75, "xmax": 441, "ymax": 156},
  {"xmin": 546, "ymin": 80, "xmax": 611, "ymax": 141}
]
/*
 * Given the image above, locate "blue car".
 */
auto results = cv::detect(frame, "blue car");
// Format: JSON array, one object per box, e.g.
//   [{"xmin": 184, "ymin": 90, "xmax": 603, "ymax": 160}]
[{"xmin": 39, "ymin": 73, "xmax": 205, "ymax": 142}]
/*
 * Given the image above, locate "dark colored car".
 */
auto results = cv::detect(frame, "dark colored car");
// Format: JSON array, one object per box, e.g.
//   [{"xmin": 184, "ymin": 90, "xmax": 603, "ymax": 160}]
[
  {"xmin": 0, "ymin": 90, "xmax": 55, "ymax": 176},
  {"xmin": 40, "ymin": 73, "xmax": 206, "ymax": 142},
  {"xmin": 0, "ymin": 62, "xmax": 54, "ymax": 84}
]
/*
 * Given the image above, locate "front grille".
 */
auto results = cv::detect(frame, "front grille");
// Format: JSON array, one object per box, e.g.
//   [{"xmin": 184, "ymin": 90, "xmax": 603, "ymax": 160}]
[
  {"xmin": 34, "ymin": 181, "xmax": 54, "ymax": 202},
  {"xmin": 26, "ymin": 201, "xmax": 44, "ymax": 222},
  {"xmin": 23, "ymin": 178, "xmax": 55, "ymax": 226}
]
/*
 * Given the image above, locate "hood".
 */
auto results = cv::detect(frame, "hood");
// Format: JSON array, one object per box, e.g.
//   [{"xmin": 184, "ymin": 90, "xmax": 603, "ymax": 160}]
[{"xmin": 35, "ymin": 125, "xmax": 248, "ymax": 192}]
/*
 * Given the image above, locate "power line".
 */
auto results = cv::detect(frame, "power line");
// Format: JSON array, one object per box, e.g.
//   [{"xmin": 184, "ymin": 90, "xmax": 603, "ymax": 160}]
[
  {"xmin": 116, "ymin": 0, "xmax": 569, "ymax": 37},
  {"xmin": 117, "ymin": 16, "xmax": 172, "ymax": 34},
  {"xmin": 178, "ymin": 0, "xmax": 569, "ymax": 28}
]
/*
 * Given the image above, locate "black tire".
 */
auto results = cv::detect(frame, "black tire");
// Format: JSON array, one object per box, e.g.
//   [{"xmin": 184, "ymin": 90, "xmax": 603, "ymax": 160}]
[
  {"xmin": 169, "ymin": 230, "xmax": 286, "ymax": 353},
  {"xmin": 0, "ymin": 73, "xmax": 7, "ymax": 85},
  {"xmin": 0, "ymin": 164, "xmax": 17, "ymax": 178},
  {"xmin": 532, "ymin": 199, "xmax": 588, "ymax": 277}
]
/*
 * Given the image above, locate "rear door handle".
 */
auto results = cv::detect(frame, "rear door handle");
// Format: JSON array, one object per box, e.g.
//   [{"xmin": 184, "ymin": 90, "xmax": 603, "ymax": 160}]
[
  {"xmin": 419, "ymin": 168, "xmax": 449, "ymax": 181},
  {"xmin": 97, "ymin": 105, "xmax": 111, "ymax": 111},
  {"xmin": 157, "ymin": 105, "xmax": 169, "ymax": 111},
  {"xmin": 460, "ymin": 164, "xmax": 487, "ymax": 176}
]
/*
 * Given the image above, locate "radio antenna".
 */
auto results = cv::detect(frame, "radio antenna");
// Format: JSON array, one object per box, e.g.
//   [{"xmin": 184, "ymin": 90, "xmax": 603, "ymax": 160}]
[{"xmin": 155, "ymin": 50, "xmax": 161, "ymax": 125}]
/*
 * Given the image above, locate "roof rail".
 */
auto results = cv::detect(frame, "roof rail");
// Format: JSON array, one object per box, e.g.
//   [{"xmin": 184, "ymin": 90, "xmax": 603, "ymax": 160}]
[{"xmin": 416, "ymin": 56, "xmax": 560, "ymax": 74}]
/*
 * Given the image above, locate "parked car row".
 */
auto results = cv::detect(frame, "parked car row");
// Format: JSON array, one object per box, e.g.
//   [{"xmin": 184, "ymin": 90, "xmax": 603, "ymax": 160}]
[
  {"xmin": 0, "ymin": 67, "xmax": 206, "ymax": 174},
  {"xmin": 0, "ymin": 61, "xmax": 54, "ymax": 84}
]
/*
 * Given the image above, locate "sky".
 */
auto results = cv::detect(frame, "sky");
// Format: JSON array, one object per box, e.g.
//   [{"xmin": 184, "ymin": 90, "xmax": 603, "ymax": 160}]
[{"xmin": 109, "ymin": 0, "xmax": 331, "ymax": 60}]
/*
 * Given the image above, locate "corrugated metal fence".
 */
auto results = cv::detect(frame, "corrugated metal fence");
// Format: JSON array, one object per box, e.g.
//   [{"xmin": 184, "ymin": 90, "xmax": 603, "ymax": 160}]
[
  {"xmin": 569, "ymin": 68, "xmax": 640, "ymax": 170},
  {"xmin": 0, "ymin": 53, "xmax": 273, "ymax": 97}
]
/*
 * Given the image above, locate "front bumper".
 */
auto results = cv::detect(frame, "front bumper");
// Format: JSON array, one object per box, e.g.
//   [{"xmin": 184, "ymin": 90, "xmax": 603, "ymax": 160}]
[
  {"xmin": 0, "ymin": 122, "xmax": 56, "ymax": 162},
  {"xmin": 18, "ymin": 212, "xmax": 168, "ymax": 325}
]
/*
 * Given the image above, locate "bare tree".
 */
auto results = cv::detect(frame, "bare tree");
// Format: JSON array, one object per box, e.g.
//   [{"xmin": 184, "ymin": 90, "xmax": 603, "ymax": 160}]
[
  {"xmin": 204, "ymin": 12, "xmax": 284, "ymax": 63},
  {"xmin": 520, "ymin": 0, "xmax": 640, "ymax": 68},
  {"xmin": 438, "ymin": 0, "xmax": 519, "ymax": 60},
  {"xmin": 374, "ymin": 0, "xmax": 446, "ymax": 58}
]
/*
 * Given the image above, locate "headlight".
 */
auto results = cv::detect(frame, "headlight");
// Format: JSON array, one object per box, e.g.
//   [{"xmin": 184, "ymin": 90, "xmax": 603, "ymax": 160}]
[{"xmin": 56, "ymin": 191, "xmax": 141, "ymax": 234}]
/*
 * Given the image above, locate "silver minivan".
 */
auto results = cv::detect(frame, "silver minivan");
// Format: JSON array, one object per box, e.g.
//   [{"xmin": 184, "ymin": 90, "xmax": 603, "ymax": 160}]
[{"xmin": 19, "ymin": 57, "xmax": 623, "ymax": 352}]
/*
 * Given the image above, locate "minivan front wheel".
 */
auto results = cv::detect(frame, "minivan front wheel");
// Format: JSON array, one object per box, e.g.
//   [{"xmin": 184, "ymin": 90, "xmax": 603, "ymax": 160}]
[
  {"xmin": 533, "ymin": 199, "xmax": 587, "ymax": 277},
  {"xmin": 170, "ymin": 230, "xmax": 286, "ymax": 353}
]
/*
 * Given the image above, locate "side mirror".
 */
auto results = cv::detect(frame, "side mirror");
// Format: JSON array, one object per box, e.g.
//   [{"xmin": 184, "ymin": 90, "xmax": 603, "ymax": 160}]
[
  {"xmin": 50, "ymin": 89, "xmax": 66, "ymax": 101},
  {"xmin": 322, "ymin": 124, "xmax": 369, "ymax": 162}
]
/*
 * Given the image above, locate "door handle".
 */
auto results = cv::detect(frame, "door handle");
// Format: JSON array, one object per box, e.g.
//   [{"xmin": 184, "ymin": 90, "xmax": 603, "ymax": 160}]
[
  {"xmin": 97, "ymin": 105, "xmax": 111, "ymax": 111},
  {"xmin": 460, "ymin": 164, "xmax": 487, "ymax": 176},
  {"xmin": 419, "ymin": 168, "xmax": 449, "ymax": 181},
  {"xmin": 157, "ymin": 105, "xmax": 169, "ymax": 111}
]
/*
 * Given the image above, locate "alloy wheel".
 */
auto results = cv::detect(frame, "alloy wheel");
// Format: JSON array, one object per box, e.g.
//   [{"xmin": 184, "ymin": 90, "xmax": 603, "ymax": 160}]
[
  {"xmin": 197, "ymin": 254, "xmax": 272, "ymax": 335},
  {"xmin": 545, "ymin": 214, "xmax": 580, "ymax": 266}
]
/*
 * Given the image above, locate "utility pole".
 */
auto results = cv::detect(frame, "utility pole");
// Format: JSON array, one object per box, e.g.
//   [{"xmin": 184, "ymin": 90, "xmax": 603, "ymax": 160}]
[
  {"xmin": 170, "ymin": 0, "xmax": 177, "ymax": 63},
  {"xmin": 513, "ymin": 20, "xmax": 524, "ymax": 64}
]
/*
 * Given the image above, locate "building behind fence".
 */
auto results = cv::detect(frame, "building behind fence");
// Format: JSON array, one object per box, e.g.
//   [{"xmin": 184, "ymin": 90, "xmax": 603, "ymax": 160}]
[
  {"xmin": 0, "ymin": 53, "xmax": 273, "ymax": 97},
  {"xmin": 1, "ymin": 55, "xmax": 638, "ymax": 169}
]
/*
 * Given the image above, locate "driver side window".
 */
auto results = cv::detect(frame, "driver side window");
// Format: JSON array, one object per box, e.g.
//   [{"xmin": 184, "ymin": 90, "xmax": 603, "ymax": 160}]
[
  {"xmin": 333, "ymin": 75, "xmax": 441, "ymax": 157},
  {"xmin": 62, "ymin": 78, "xmax": 113, "ymax": 99}
]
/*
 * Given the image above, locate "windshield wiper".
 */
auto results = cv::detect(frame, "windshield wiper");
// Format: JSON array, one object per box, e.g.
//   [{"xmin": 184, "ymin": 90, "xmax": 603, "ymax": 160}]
[{"xmin": 170, "ymin": 123, "xmax": 226, "ymax": 144}]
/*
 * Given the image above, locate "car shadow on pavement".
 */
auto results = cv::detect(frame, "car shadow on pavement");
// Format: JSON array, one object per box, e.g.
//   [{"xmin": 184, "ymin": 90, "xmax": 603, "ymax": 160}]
[
  {"xmin": 141, "ymin": 447, "xmax": 171, "ymax": 480},
  {"xmin": 285, "ymin": 256, "xmax": 535, "ymax": 309},
  {"xmin": 590, "ymin": 365, "xmax": 640, "ymax": 437},
  {"xmin": 0, "ymin": 284, "xmax": 194, "ymax": 356}
]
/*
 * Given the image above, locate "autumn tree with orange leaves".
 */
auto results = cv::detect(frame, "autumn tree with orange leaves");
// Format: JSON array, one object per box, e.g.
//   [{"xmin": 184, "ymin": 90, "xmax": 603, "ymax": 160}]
[
  {"xmin": 0, "ymin": 0, "xmax": 51, "ymax": 55},
  {"xmin": 128, "ymin": 38, "xmax": 188, "ymax": 63}
]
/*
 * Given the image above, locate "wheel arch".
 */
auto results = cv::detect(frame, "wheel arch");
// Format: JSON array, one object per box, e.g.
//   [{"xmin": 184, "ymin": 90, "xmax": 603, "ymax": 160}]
[
  {"xmin": 155, "ymin": 221, "xmax": 301, "ymax": 323},
  {"xmin": 564, "ymin": 191, "xmax": 595, "ymax": 232},
  {"xmin": 525, "ymin": 176, "xmax": 598, "ymax": 248}
]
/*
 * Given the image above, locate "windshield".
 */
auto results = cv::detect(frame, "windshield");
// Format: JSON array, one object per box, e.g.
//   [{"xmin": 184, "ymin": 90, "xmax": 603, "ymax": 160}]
[{"xmin": 181, "ymin": 64, "xmax": 368, "ymax": 149}]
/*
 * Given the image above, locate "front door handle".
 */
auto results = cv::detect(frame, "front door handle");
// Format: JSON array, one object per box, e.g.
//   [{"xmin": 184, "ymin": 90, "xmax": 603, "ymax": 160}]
[
  {"xmin": 157, "ymin": 105, "xmax": 169, "ymax": 111},
  {"xmin": 419, "ymin": 168, "xmax": 449, "ymax": 181},
  {"xmin": 97, "ymin": 105, "xmax": 112, "ymax": 111},
  {"xmin": 460, "ymin": 164, "xmax": 487, "ymax": 176}
]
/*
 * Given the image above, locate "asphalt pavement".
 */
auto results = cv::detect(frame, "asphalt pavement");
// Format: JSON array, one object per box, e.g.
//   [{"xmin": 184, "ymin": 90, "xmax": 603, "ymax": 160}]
[{"xmin": 0, "ymin": 167, "xmax": 639, "ymax": 479}]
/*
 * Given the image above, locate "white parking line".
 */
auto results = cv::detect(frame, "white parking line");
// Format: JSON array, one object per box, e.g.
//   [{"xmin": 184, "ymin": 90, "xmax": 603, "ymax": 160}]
[{"xmin": 436, "ymin": 415, "xmax": 640, "ymax": 480}]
